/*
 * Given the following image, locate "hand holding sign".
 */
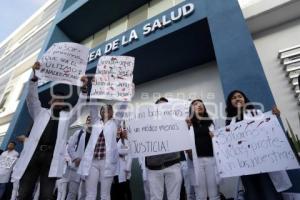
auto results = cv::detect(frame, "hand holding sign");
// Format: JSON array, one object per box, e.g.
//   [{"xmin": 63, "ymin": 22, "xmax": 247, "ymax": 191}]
[
  {"xmin": 32, "ymin": 62, "xmax": 41, "ymax": 70},
  {"xmin": 31, "ymin": 61, "xmax": 41, "ymax": 82},
  {"xmin": 36, "ymin": 42, "xmax": 89, "ymax": 86}
]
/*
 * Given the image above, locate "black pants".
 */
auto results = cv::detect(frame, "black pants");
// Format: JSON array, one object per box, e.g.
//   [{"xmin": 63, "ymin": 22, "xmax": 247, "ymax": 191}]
[
  {"xmin": 111, "ymin": 176, "xmax": 132, "ymax": 200},
  {"xmin": 241, "ymin": 173, "xmax": 283, "ymax": 200},
  {"xmin": 17, "ymin": 149, "xmax": 57, "ymax": 200}
]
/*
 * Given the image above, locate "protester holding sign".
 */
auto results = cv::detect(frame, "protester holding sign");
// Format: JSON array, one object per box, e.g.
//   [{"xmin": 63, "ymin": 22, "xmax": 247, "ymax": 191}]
[
  {"xmin": 0, "ymin": 141, "xmax": 19, "ymax": 199},
  {"xmin": 78, "ymin": 103, "xmax": 119, "ymax": 200},
  {"xmin": 12, "ymin": 62, "xmax": 88, "ymax": 200},
  {"xmin": 186, "ymin": 99, "xmax": 220, "ymax": 200},
  {"xmin": 145, "ymin": 97, "xmax": 182, "ymax": 200},
  {"xmin": 225, "ymin": 90, "xmax": 291, "ymax": 200}
]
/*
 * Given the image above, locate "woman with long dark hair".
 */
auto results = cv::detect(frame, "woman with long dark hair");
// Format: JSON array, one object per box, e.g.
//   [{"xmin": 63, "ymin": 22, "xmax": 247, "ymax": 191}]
[
  {"xmin": 225, "ymin": 90, "xmax": 291, "ymax": 200},
  {"xmin": 186, "ymin": 99, "xmax": 220, "ymax": 200}
]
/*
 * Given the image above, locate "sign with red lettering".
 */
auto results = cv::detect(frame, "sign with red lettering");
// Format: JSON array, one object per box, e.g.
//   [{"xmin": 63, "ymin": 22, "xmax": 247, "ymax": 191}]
[
  {"xmin": 37, "ymin": 42, "xmax": 89, "ymax": 86},
  {"xmin": 90, "ymin": 56, "xmax": 135, "ymax": 101},
  {"xmin": 213, "ymin": 111, "xmax": 300, "ymax": 178}
]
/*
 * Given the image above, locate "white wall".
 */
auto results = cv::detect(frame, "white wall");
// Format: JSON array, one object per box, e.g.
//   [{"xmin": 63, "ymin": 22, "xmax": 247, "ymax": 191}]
[
  {"xmin": 253, "ymin": 17, "xmax": 300, "ymax": 135},
  {"xmin": 133, "ymin": 61, "xmax": 226, "ymax": 128}
]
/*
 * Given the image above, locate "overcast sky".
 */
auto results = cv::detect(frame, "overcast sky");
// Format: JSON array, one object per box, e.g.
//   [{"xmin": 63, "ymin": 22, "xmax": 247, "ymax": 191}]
[{"xmin": 0, "ymin": 0, "xmax": 45, "ymax": 43}]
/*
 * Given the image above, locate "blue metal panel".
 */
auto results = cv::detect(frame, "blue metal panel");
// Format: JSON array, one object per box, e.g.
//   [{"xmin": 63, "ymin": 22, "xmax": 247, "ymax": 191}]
[
  {"xmin": 206, "ymin": 0, "xmax": 276, "ymax": 111},
  {"xmin": 57, "ymin": 0, "xmax": 151, "ymax": 41}
]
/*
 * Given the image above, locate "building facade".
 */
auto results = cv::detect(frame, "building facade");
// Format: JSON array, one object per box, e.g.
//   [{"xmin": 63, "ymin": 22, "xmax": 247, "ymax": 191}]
[
  {"xmin": 2, "ymin": 0, "xmax": 300, "ymax": 198},
  {"xmin": 0, "ymin": 0, "xmax": 61, "ymax": 145}
]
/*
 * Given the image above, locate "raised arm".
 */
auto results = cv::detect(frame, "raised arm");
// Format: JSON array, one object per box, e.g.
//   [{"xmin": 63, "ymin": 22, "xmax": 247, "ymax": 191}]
[
  {"xmin": 114, "ymin": 102, "xmax": 129, "ymax": 127},
  {"xmin": 69, "ymin": 93, "xmax": 87, "ymax": 125},
  {"xmin": 69, "ymin": 76, "xmax": 88, "ymax": 124},
  {"xmin": 26, "ymin": 62, "xmax": 42, "ymax": 119},
  {"xmin": 89, "ymin": 98, "xmax": 101, "ymax": 125},
  {"xmin": 125, "ymin": 139, "xmax": 132, "ymax": 172}
]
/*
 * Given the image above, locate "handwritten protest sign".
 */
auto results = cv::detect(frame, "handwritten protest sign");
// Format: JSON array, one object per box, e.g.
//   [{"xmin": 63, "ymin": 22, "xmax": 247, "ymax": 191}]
[
  {"xmin": 37, "ymin": 42, "xmax": 89, "ymax": 86},
  {"xmin": 90, "ymin": 56, "xmax": 135, "ymax": 101},
  {"xmin": 126, "ymin": 102, "xmax": 192, "ymax": 157},
  {"xmin": 0, "ymin": 156, "xmax": 17, "ymax": 169},
  {"xmin": 213, "ymin": 111, "xmax": 300, "ymax": 178}
]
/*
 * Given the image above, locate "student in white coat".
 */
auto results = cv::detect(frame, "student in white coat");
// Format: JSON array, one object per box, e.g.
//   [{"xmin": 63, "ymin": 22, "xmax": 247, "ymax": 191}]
[
  {"xmin": 12, "ymin": 62, "xmax": 88, "ymax": 200},
  {"xmin": 78, "ymin": 103, "xmax": 118, "ymax": 200},
  {"xmin": 225, "ymin": 90, "xmax": 292, "ymax": 200},
  {"xmin": 66, "ymin": 116, "xmax": 92, "ymax": 200},
  {"xmin": 146, "ymin": 97, "xmax": 182, "ymax": 200},
  {"xmin": 56, "ymin": 145, "xmax": 71, "ymax": 200},
  {"xmin": 186, "ymin": 99, "xmax": 220, "ymax": 200},
  {"xmin": 0, "ymin": 141, "xmax": 19, "ymax": 199},
  {"xmin": 116, "ymin": 127, "xmax": 132, "ymax": 200}
]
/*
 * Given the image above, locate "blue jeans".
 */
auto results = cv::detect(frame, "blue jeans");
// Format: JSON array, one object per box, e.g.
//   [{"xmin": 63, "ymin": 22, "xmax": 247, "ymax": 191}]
[{"xmin": 0, "ymin": 183, "xmax": 7, "ymax": 199}]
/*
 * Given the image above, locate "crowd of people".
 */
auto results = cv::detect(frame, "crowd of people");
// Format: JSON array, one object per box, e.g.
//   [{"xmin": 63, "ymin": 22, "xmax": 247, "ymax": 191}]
[{"xmin": 0, "ymin": 61, "xmax": 293, "ymax": 200}]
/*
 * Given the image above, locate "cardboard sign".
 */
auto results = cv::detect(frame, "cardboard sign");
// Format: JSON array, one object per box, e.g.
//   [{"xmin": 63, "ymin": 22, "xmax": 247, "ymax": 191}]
[
  {"xmin": 37, "ymin": 42, "xmax": 89, "ymax": 86},
  {"xmin": 213, "ymin": 111, "xmax": 300, "ymax": 178},
  {"xmin": 90, "ymin": 56, "xmax": 135, "ymax": 101},
  {"xmin": 126, "ymin": 102, "xmax": 192, "ymax": 157}
]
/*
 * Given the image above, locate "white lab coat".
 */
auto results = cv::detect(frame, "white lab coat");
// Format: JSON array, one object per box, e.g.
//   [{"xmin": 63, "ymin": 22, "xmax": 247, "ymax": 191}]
[
  {"xmin": 229, "ymin": 109, "xmax": 293, "ymax": 192},
  {"xmin": 12, "ymin": 81, "xmax": 86, "ymax": 180},
  {"xmin": 67, "ymin": 129, "xmax": 87, "ymax": 169},
  {"xmin": 117, "ymin": 138, "xmax": 132, "ymax": 183},
  {"xmin": 78, "ymin": 103, "xmax": 118, "ymax": 177},
  {"xmin": 0, "ymin": 150, "xmax": 19, "ymax": 183},
  {"xmin": 66, "ymin": 128, "xmax": 87, "ymax": 182},
  {"xmin": 138, "ymin": 157, "xmax": 148, "ymax": 181}
]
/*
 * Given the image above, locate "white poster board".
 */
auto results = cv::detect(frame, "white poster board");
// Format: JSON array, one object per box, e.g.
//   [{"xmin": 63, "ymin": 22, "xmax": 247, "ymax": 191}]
[
  {"xmin": 37, "ymin": 42, "xmax": 89, "ymax": 86},
  {"xmin": 126, "ymin": 102, "xmax": 192, "ymax": 158},
  {"xmin": 0, "ymin": 156, "xmax": 17, "ymax": 169},
  {"xmin": 90, "ymin": 56, "xmax": 135, "ymax": 101},
  {"xmin": 213, "ymin": 111, "xmax": 300, "ymax": 178}
]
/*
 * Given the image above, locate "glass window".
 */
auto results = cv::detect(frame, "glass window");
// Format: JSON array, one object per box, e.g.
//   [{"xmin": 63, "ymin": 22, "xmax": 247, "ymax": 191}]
[
  {"xmin": 92, "ymin": 26, "xmax": 109, "ymax": 48},
  {"xmin": 148, "ymin": 0, "xmax": 174, "ymax": 18},
  {"xmin": 0, "ymin": 91, "xmax": 10, "ymax": 110},
  {"xmin": 128, "ymin": 4, "xmax": 148, "ymax": 29},
  {"xmin": 107, "ymin": 17, "xmax": 128, "ymax": 40},
  {"xmin": 81, "ymin": 35, "xmax": 94, "ymax": 48}
]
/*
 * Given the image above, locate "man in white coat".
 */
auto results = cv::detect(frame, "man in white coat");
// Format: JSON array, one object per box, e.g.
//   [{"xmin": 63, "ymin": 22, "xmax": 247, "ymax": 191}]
[
  {"xmin": 0, "ymin": 141, "xmax": 19, "ymax": 199},
  {"xmin": 66, "ymin": 116, "xmax": 92, "ymax": 200},
  {"xmin": 78, "ymin": 103, "xmax": 119, "ymax": 200},
  {"xmin": 146, "ymin": 97, "xmax": 182, "ymax": 200},
  {"xmin": 12, "ymin": 62, "xmax": 88, "ymax": 200}
]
